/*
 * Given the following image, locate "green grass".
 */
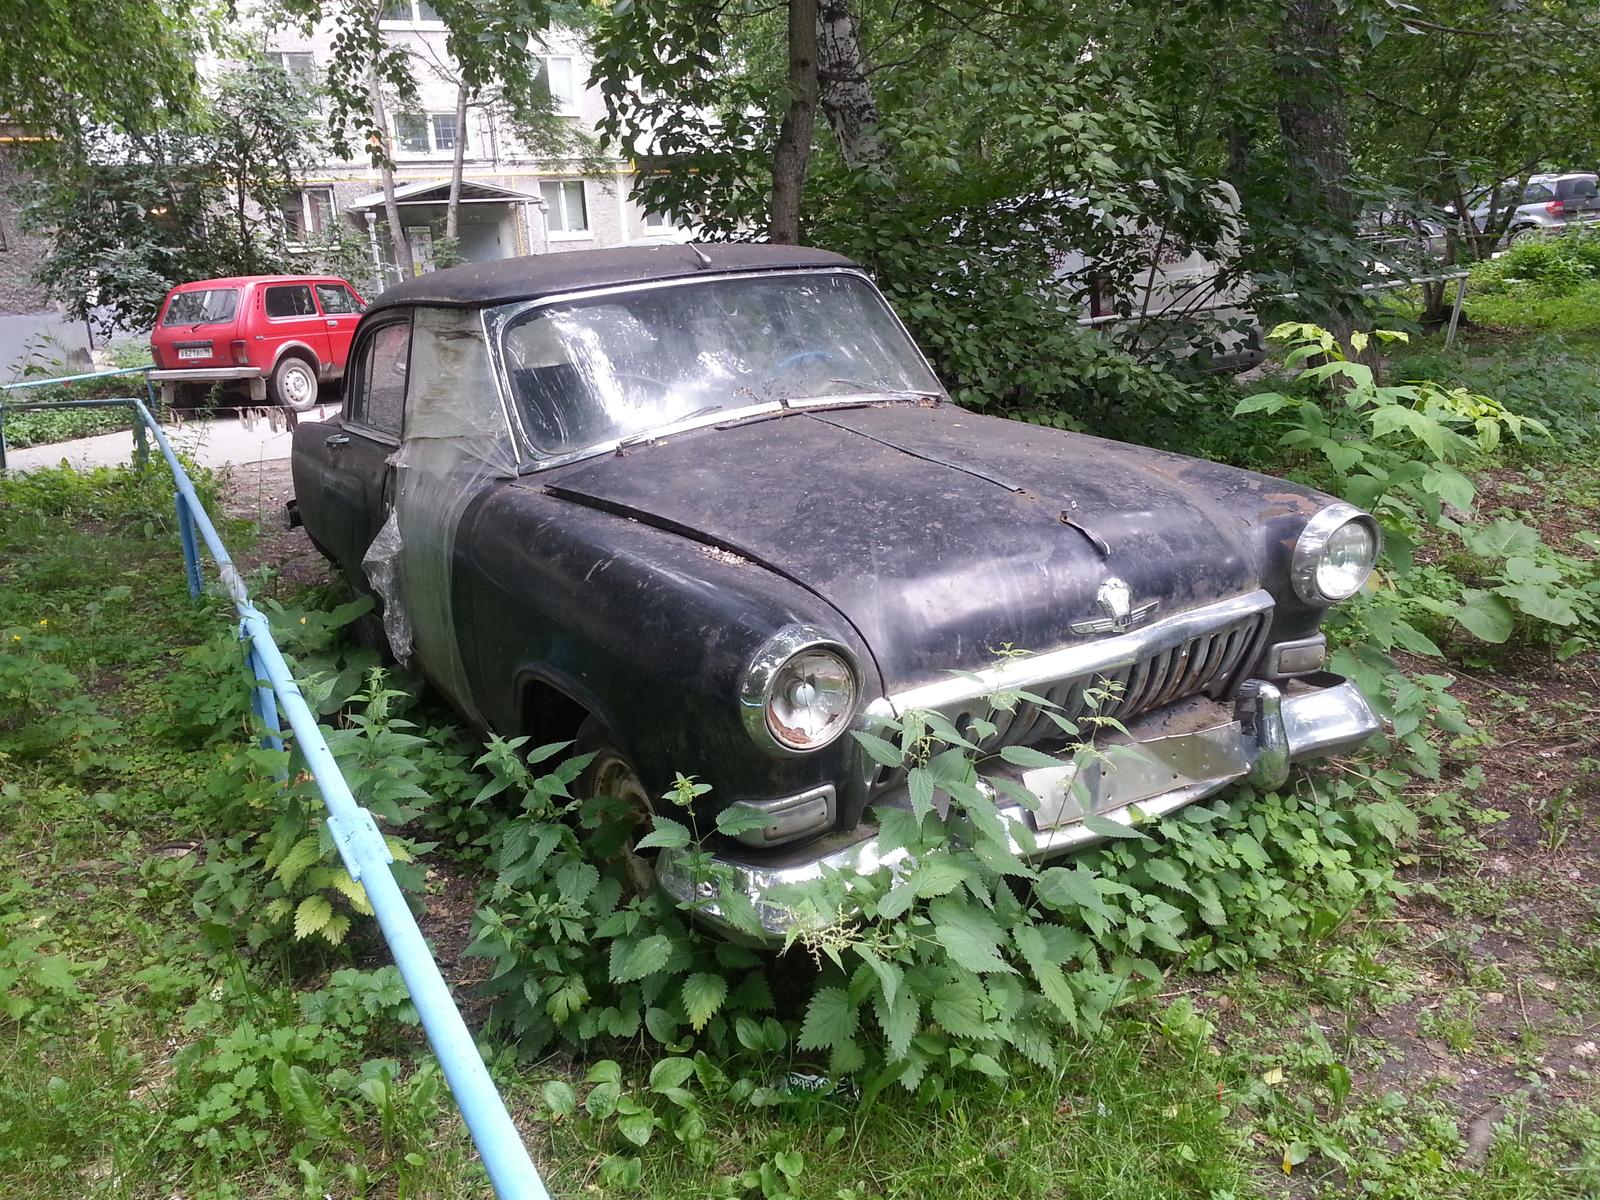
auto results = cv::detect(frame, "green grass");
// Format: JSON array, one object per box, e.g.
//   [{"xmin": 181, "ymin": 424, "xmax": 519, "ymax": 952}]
[{"xmin": 6, "ymin": 301, "xmax": 1600, "ymax": 1200}]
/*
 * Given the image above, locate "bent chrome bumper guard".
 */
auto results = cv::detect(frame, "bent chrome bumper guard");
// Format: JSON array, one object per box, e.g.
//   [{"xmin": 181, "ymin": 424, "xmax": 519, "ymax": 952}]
[{"xmin": 657, "ymin": 672, "xmax": 1381, "ymax": 940}]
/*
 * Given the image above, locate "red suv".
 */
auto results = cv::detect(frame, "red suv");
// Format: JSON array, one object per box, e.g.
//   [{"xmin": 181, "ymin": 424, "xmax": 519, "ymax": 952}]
[{"xmin": 149, "ymin": 275, "xmax": 367, "ymax": 410}]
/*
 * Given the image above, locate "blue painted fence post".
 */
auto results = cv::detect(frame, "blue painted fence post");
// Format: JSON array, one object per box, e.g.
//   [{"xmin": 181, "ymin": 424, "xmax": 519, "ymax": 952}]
[
  {"xmin": 174, "ymin": 491, "xmax": 203, "ymax": 599},
  {"xmin": 244, "ymin": 633, "xmax": 285, "ymax": 755}
]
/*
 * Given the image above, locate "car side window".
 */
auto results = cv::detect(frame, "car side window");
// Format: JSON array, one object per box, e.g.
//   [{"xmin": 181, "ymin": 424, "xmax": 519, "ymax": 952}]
[
  {"xmin": 316, "ymin": 284, "xmax": 364, "ymax": 315},
  {"xmin": 1521, "ymin": 182, "xmax": 1555, "ymax": 203},
  {"xmin": 265, "ymin": 284, "xmax": 318, "ymax": 318},
  {"xmin": 346, "ymin": 318, "xmax": 411, "ymax": 438}
]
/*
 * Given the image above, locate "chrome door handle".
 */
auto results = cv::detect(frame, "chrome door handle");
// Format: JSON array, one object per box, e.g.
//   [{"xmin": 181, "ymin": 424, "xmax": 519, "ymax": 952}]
[
  {"xmin": 326, "ymin": 319, "xmax": 339, "ymax": 327},
  {"xmin": 325, "ymin": 434, "xmax": 349, "ymax": 447}
]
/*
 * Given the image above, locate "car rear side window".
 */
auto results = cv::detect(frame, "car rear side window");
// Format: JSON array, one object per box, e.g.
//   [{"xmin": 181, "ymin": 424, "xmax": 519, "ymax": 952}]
[
  {"xmin": 162, "ymin": 289, "xmax": 240, "ymax": 326},
  {"xmin": 1521, "ymin": 182, "xmax": 1556, "ymax": 203},
  {"xmin": 316, "ymin": 284, "xmax": 364, "ymax": 314},
  {"xmin": 347, "ymin": 318, "xmax": 410, "ymax": 437},
  {"xmin": 265, "ymin": 284, "xmax": 318, "ymax": 318}
]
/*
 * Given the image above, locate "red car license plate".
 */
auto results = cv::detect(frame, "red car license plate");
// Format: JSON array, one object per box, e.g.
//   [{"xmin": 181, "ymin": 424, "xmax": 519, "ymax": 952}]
[{"xmin": 177, "ymin": 347, "xmax": 209, "ymax": 360}]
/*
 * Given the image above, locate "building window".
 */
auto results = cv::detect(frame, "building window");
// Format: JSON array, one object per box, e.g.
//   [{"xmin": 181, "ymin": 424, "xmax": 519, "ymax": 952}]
[
  {"xmin": 534, "ymin": 57, "xmax": 577, "ymax": 112},
  {"xmin": 394, "ymin": 113, "xmax": 462, "ymax": 154},
  {"xmin": 431, "ymin": 112, "xmax": 463, "ymax": 151},
  {"xmin": 281, "ymin": 188, "xmax": 335, "ymax": 239},
  {"xmin": 380, "ymin": 0, "xmax": 441, "ymax": 22},
  {"xmin": 395, "ymin": 113, "xmax": 431, "ymax": 154},
  {"xmin": 643, "ymin": 209, "xmax": 669, "ymax": 228},
  {"xmin": 541, "ymin": 180, "xmax": 589, "ymax": 234},
  {"xmin": 267, "ymin": 51, "xmax": 315, "ymax": 79}
]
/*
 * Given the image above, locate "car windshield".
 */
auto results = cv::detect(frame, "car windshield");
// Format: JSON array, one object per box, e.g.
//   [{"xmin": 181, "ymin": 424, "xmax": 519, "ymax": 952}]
[
  {"xmin": 496, "ymin": 272, "xmax": 944, "ymax": 455},
  {"xmin": 162, "ymin": 288, "xmax": 240, "ymax": 327}
]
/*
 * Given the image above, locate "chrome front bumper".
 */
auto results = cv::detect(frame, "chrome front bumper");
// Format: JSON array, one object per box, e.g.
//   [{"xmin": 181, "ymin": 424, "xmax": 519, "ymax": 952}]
[{"xmin": 658, "ymin": 672, "xmax": 1380, "ymax": 939}]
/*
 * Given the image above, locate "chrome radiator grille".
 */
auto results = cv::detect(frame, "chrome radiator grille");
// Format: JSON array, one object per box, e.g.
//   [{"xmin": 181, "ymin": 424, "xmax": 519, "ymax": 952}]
[{"xmin": 980, "ymin": 607, "xmax": 1270, "ymax": 749}]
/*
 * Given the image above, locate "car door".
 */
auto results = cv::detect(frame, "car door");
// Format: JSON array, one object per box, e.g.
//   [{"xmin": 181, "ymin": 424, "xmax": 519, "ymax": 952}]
[
  {"xmin": 314, "ymin": 282, "xmax": 367, "ymax": 378},
  {"xmin": 262, "ymin": 282, "xmax": 335, "ymax": 377},
  {"xmin": 307, "ymin": 314, "xmax": 411, "ymax": 583}
]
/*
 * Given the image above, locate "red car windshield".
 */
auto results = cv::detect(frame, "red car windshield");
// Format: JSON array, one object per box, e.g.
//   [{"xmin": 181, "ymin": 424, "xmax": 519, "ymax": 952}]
[{"xmin": 162, "ymin": 288, "xmax": 240, "ymax": 327}]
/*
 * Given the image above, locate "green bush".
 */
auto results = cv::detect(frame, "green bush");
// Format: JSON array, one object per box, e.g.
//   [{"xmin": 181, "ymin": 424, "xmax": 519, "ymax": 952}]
[{"xmin": 1471, "ymin": 228, "xmax": 1600, "ymax": 297}]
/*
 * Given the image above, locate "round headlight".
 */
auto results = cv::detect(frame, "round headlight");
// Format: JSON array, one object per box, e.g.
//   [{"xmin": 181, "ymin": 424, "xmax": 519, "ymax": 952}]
[
  {"xmin": 742, "ymin": 626, "xmax": 860, "ymax": 754},
  {"xmin": 1291, "ymin": 502, "xmax": 1381, "ymax": 604}
]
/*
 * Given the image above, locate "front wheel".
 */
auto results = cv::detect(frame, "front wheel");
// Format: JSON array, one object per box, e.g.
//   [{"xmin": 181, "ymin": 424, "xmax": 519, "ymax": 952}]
[
  {"xmin": 270, "ymin": 355, "xmax": 322, "ymax": 411},
  {"xmin": 573, "ymin": 718, "xmax": 657, "ymax": 898}
]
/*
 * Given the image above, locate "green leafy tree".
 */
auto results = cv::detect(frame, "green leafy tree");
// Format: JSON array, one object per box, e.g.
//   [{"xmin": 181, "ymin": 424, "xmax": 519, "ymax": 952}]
[
  {"xmin": 593, "ymin": 0, "xmax": 1237, "ymax": 422},
  {"xmin": 18, "ymin": 62, "xmax": 332, "ymax": 334},
  {"xmin": 0, "ymin": 0, "xmax": 202, "ymax": 133}
]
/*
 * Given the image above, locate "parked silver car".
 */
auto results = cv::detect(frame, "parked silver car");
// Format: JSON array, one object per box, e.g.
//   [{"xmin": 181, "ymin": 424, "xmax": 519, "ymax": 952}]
[{"xmin": 1453, "ymin": 173, "xmax": 1600, "ymax": 245}]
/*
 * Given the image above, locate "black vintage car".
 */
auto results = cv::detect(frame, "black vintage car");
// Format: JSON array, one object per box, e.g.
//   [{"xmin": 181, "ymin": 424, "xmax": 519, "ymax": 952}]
[{"xmin": 291, "ymin": 244, "xmax": 1382, "ymax": 936}]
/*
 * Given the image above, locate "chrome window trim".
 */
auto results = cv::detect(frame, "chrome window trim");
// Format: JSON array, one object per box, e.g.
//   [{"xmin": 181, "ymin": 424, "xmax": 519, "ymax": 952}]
[
  {"xmin": 1289, "ymin": 502, "xmax": 1381, "ymax": 605},
  {"xmin": 480, "ymin": 267, "xmax": 949, "ymax": 471},
  {"xmin": 862, "ymin": 590, "xmax": 1276, "ymax": 722},
  {"xmin": 741, "ymin": 624, "xmax": 862, "ymax": 757}
]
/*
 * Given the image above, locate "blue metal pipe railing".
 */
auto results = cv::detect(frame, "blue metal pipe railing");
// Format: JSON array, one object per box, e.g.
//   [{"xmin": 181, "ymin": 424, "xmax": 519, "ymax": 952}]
[
  {"xmin": 94, "ymin": 396, "xmax": 551, "ymax": 1199},
  {"xmin": 0, "ymin": 366, "xmax": 158, "ymax": 471}
]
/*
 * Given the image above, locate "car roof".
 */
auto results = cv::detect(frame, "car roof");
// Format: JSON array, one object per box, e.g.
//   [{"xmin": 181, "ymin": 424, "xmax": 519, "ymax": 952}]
[
  {"xmin": 168, "ymin": 275, "xmax": 352, "ymax": 290},
  {"xmin": 364, "ymin": 244, "xmax": 858, "ymax": 314}
]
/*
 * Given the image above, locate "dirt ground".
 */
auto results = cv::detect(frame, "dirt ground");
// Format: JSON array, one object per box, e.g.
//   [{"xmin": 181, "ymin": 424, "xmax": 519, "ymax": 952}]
[{"xmin": 220, "ymin": 458, "xmax": 340, "ymax": 598}]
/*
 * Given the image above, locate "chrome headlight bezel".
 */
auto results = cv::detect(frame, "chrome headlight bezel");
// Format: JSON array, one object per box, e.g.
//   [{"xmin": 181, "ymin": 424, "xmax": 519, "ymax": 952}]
[
  {"xmin": 1290, "ymin": 502, "xmax": 1382, "ymax": 604},
  {"xmin": 741, "ymin": 625, "xmax": 860, "ymax": 756}
]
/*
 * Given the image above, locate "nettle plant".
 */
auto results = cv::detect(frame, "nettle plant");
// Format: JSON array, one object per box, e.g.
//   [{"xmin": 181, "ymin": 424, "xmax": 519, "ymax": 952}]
[
  {"xmin": 466, "ymin": 673, "xmax": 1425, "ymax": 1101},
  {"xmin": 1236, "ymin": 323, "xmax": 1600, "ymax": 660}
]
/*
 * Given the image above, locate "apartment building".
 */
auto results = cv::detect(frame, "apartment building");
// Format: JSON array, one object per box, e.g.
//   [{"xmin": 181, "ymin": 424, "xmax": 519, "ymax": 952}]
[{"xmin": 267, "ymin": 4, "xmax": 683, "ymax": 285}]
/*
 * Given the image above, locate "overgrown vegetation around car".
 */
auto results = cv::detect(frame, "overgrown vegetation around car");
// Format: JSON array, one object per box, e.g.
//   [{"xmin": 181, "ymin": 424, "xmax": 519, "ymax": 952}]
[{"xmin": 7, "ymin": 277, "xmax": 1600, "ymax": 1194}]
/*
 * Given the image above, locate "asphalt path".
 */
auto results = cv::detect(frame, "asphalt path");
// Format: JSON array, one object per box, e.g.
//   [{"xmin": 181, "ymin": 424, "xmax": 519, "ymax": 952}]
[{"xmin": 3, "ymin": 402, "xmax": 338, "ymax": 472}]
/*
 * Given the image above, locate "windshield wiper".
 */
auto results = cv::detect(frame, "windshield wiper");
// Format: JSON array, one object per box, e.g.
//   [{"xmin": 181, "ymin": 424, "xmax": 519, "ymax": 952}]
[{"xmin": 615, "ymin": 404, "xmax": 727, "ymax": 450}]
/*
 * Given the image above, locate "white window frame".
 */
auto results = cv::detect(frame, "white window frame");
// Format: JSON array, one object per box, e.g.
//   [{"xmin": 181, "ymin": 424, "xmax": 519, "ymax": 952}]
[
  {"xmin": 267, "ymin": 51, "xmax": 316, "ymax": 80},
  {"xmin": 536, "ymin": 56, "xmax": 579, "ymax": 115},
  {"xmin": 394, "ymin": 113, "xmax": 432, "ymax": 155},
  {"xmin": 394, "ymin": 112, "xmax": 464, "ymax": 156},
  {"xmin": 282, "ymin": 187, "xmax": 336, "ymax": 242},
  {"xmin": 379, "ymin": 0, "xmax": 442, "ymax": 25},
  {"xmin": 540, "ymin": 180, "xmax": 591, "ymax": 239},
  {"xmin": 430, "ymin": 112, "xmax": 463, "ymax": 152}
]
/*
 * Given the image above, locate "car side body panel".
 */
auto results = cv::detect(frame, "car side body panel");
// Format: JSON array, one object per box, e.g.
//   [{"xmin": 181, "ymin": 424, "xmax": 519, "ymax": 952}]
[{"xmin": 456, "ymin": 482, "xmax": 879, "ymax": 817}]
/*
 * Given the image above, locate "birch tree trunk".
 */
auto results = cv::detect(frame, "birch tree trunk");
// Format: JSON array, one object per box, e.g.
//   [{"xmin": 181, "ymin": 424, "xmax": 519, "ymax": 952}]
[
  {"xmin": 368, "ymin": 72, "xmax": 412, "ymax": 281},
  {"xmin": 445, "ymin": 80, "xmax": 469, "ymax": 249},
  {"xmin": 770, "ymin": 0, "xmax": 819, "ymax": 244},
  {"xmin": 816, "ymin": 0, "xmax": 884, "ymax": 168}
]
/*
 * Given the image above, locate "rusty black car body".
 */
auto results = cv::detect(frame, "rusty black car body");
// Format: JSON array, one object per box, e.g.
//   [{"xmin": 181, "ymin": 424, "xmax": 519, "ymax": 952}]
[{"xmin": 290, "ymin": 244, "xmax": 1382, "ymax": 936}]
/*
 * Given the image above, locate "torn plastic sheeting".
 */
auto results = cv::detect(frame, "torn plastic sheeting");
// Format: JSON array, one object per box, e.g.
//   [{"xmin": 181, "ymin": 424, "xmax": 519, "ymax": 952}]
[{"xmin": 362, "ymin": 306, "xmax": 519, "ymax": 724}]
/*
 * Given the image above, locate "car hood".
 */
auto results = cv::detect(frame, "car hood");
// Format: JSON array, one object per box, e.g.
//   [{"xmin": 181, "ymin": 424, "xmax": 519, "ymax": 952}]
[{"xmin": 543, "ymin": 403, "xmax": 1275, "ymax": 690}]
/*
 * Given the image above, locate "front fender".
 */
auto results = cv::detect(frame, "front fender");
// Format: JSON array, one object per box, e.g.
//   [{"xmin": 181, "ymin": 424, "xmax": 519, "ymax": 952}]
[{"xmin": 457, "ymin": 483, "xmax": 880, "ymax": 824}]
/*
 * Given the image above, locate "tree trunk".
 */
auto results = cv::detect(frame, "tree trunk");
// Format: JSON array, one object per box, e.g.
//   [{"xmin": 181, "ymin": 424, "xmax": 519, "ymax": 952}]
[
  {"xmin": 816, "ymin": 0, "xmax": 884, "ymax": 168},
  {"xmin": 368, "ymin": 72, "xmax": 412, "ymax": 281},
  {"xmin": 1274, "ymin": 0, "xmax": 1353, "ymax": 223},
  {"xmin": 770, "ymin": 0, "xmax": 819, "ymax": 245},
  {"xmin": 445, "ymin": 80, "xmax": 469, "ymax": 245}
]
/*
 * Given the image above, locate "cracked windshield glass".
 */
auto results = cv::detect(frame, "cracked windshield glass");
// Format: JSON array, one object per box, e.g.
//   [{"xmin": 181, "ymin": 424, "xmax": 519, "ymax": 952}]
[{"xmin": 497, "ymin": 272, "xmax": 943, "ymax": 455}]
